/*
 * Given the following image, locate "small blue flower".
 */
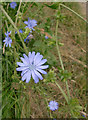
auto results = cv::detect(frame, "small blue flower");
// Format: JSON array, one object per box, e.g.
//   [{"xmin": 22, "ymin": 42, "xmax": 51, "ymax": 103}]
[
  {"xmin": 48, "ymin": 101, "xmax": 58, "ymax": 111},
  {"xmin": 16, "ymin": 52, "xmax": 49, "ymax": 83},
  {"xmin": 3, "ymin": 31, "xmax": 12, "ymax": 47},
  {"xmin": 15, "ymin": 29, "xmax": 23, "ymax": 34},
  {"xmin": 24, "ymin": 18, "xmax": 37, "ymax": 31},
  {"xmin": 15, "ymin": 31, "xmax": 17, "ymax": 34},
  {"xmin": 24, "ymin": 33, "xmax": 33, "ymax": 43},
  {"xmin": 19, "ymin": 29, "xmax": 23, "ymax": 33},
  {"xmin": 82, "ymin": 114, "xmax": 86, "ymax": 117},
  {"xmin": 5, "ymin": 31, "xmax": 11, "ymax": 37},
  {"xmin": 45, "ymin": 36, "xmax": 48, "ymax": 39},
  {"xmin": 10, "ymin": 2, "xmax": 17, "ymax": 9}
]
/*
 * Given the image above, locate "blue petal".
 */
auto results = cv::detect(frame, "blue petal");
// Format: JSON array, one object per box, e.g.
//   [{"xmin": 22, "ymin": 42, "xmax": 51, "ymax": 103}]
[
  {"xmin": 34, "ymin": 55, "xmax": 43, "ymax": 65},
  {"xmin": 24, "ymin": 39, "xmax": 26, "ymax": 42},
  {"xmin": 34, "ymin": 52, "xmax": 40, "ymax": 64},
  {"xmin": 29, "ymin": 51, "xmax": 35, "ymax": 64},
  {"xmin": 20, "ymin": 57, "xmax": 28, "ymax": 65},
  {"xmin": 21, "ymin": 72, "xmax": 28, "ymax": 81},
  {"xmin": 9, "ymin": 43, "xmax": 11, "ymax": 47},
  {"xmin": 26, "ymin": 71, "xmax": 31, "ymax": 83},
  {"xmin": 28, "ymin": 52, "xmax": 32, "ymax": 58},
  {"xmin": 36, "ymin": 68, "xmax": 47, "ymax": 74},
  {"xmin": 16, "ymin": 66, "xmax": 28, "ymax": 71},
  {"xmin": 32, "ymin": 71, "xmax": 39, "ymax": 83},
  {"xmin": 23, "ymin": 54, "xmax": 29, "ymax": 63},
  {"xmin": 37, "ymin": 59, "xmax": 47, "ymax": 66},
  {"xmin": 24, "ymin": 21, "xmax": 28, "ymax": 25},
  {"xmin": 21, "ymin": 69, "xmax": 28, "ymax": 76},
  {"xmin": 38, "ymin": 65, "xmax": 49, "ymax": 69},
  {"xmin": 34, "ymin": 70, "xmax": 43, "ymax": 80},
  {"xmin": 17, "ymin": 62, "xmax": 24, "ymax": 66}
]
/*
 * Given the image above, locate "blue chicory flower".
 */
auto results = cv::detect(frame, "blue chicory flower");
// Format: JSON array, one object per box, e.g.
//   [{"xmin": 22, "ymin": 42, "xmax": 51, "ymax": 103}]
[
  {"xmin": 5, "ymin": 31, "xmax": 11, "ymax": 37},
  {"xmin": 82, "ymin": 114, "xmax": 86, "ymax": 117},
  {"xmin": 3, "ymin": 31, "xmax": 12, "ymax": 47},
  {"xmin": 16, "ymin": 52, "xmax": 49, "ymax": 83},
  {"xmin": 48, "ymin": 101, "xmax": 58, "ymax": 111},
  {"xmin": 10, "ymin": 2, "xmax": 17, "ymax": 9},
  {"xmin": 24, "ymin": 33, "xmax": 33, "ymax": 43},
  {"xmin": 45, "ymin": 36, "xmax": 48, "ymax": 39},
  {"xmin": 19, "ymin": 29, "xmax": 23, "ymax": 33},
  {"xmin": 24, "ymin": 18, "xmax": 37, "ymax": 31},
  {"xmin": 15, "ymin": 29, "xmax": 23, "ymax": 34}
]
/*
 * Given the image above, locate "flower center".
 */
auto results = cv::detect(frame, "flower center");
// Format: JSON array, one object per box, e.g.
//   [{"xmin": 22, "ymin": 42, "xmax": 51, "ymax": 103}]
[
  {"xmin": 29, "ymin": 64, "xmax": 35, "ymax": 70},
  {"xmin": 12, "ymin": 4, "xmax": 15, "ymax": 6}
]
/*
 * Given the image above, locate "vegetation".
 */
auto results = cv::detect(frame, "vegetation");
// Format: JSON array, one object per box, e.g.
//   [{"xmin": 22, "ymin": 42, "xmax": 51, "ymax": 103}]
[{"xmin": 0, "ymin": 2, "xmax": 87, "ymax": 119}]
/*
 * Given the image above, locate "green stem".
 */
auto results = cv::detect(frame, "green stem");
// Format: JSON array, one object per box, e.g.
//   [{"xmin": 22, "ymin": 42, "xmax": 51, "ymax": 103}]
[
  {"xmin": 15, "ymin": 0, "xmax": 22, "ymax": 26},
  {"xmin": 0, "ymin": 5, "xmax": 28, "ymax": 54},
  {"xmin": 6, "ymin": 52, "xmax": 8, "ymax": 80},
  {"xmin": 66, "ymin": 80, "xmax": 71, "ymax": 100},
  {"xmin": 55, "ymin": 19, "xmax": 64, "ymax": 71},
  {"xmin": 50, "ymin": 111, "xmax": 53, "ymax": 118},
  {"xmin": 55, "ymin": 81, "xmax": 68, "ymax": 103},
  {"xmin": 55, "ymin": 10, "xmax": 78, "ymax": 118},
  {"xmin": 5, "ymin": 20, "xmax": 9, "ymax": 30},
  {"xmin": 60, "ymin": 3, "xmax": 88, "ymax": 24},
  {"xmin": 55, "ymin": 17, "xmax": 71, "ymax": 101}
]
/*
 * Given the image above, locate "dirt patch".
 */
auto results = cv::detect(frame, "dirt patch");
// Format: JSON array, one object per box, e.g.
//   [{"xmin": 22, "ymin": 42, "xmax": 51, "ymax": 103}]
[{"xmin": 79, "ymin": 2, "xmax": 86, "ymax": 17}]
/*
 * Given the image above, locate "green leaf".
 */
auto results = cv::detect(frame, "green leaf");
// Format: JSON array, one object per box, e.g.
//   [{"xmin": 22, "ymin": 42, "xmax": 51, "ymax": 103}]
[{"xmin": 44, "ymin": 3, "xmax": 59, "ymax": 9}]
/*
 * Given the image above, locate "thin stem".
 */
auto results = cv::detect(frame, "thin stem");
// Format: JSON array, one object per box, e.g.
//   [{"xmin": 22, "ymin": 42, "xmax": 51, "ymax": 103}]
[
  {"xmin": 0, "ymin": 5, "xmax": 28, "ymax": 54},
  {"xmin": 66, "ymin": 80, "xmax": 71, "ymax": 100},
  {"xmin": 55, "ymin": 81, "xmax": 68, "ymax": 103},
  {"xmin": 15, "ymin": 0, "xmax": 22, "ymax": 26},
  {"xmin": 55, "ymin": 19, "xmax": 64, "ymax": 71},
  {"xmin": 50, "ymin": 111, "xmax": 53, "ymax": 118},
  {"xmin": 60, "ymin": 3, "xmax": 88, "ymax": 24},
  {"xmin": 55, "ymin": 16, "xmax": 71, "ymax": 101},
  {"xmin": 5, "ymin": 20, "xmax": 9, "ymax": 30},
  {"xmin": 6, "ymin": 52, "xmax": 8, "ymax": 80}
]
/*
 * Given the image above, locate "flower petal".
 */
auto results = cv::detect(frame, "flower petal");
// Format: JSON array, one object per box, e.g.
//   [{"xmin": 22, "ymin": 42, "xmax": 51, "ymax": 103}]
[
  {"xmin": 17, "ymin": 62, "xmax": 25, "ymax": 66},
  {"xmin": 34, "ymin": 55, "xmax": 43, "ymax": 65},
  {"xmin": 36, "ymin": 68, "xmax": 47, "ymax": 74},
  {"xmin": 37, "ymin": 59, "xmax": 47, "ymax": 66},
  {"xmin": 32, "ymin": 71, "xmax": 39, "ymax": 83},
  {"xmin": 21, "ymin": 72, "xmax": 28, "ymax": 81},
  {"xmin": 37, "ymin": 65, "xmax": 49, "ymax": 69},
  {"xmin": 16, "ymin": 66, "xmax": 28, "ymax": 71},
  {"xmin": 21, "ymin": 69, "xmax": 28, "ymax": 76},
  {"xmin": 26, "ymin": 71, "xmax": 31, "ymax": 83},
  {"xmin": 23, "ymin": 54, "xmax": 29, "ymax": 63},
  {"xmin": 34, "ymin": 52, "xmax": 41, "ymax": 64},
  {"xmin": 20, "ymin": 57, "xmax": 28, "ymax": 65},
  {"xmin": 29, "ymin": 51, "xmax": 35, "ymax": 64},
  {"xmin": 24, "ymin": 21, "xmax": 28, "ymax": 25},
  {"xmin": 28, "ymin": 52, "xmax": 32, "ymax": 58},
  {"xmin": 34, "ymin": 70, "xmax": 43, "ymax": 80}
]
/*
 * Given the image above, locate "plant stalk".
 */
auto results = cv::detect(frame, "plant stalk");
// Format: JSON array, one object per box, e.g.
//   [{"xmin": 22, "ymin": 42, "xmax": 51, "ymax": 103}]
[
  {"xmin": 55, "ymin": 13, "xmax": 71, "ymax": 101},
  {"xmin": 60, "ymin": 3, "xmax": 88, "ymax": 24},
  {"xmin": 55, "ymin": 81, "xmax": 68, "ymax": 103},
  {"xmin": 15, "ymin": 0, "xmax": 22, "ymax": 26}
]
